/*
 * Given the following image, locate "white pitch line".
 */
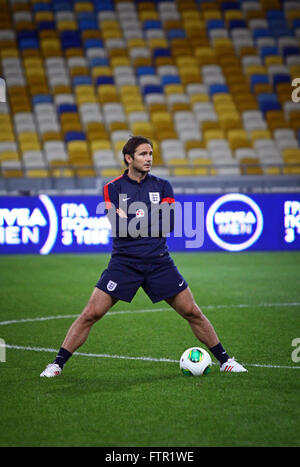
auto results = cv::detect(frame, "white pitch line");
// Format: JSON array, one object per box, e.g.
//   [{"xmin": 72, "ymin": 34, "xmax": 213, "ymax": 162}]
[
  {"xmin": 0, "ymin": 302, "xmax": 299, "ymax": 327},
  {"xmin": 1, "ymin": 343, "xmax": 300, "ymax": 370},
  {"xmin": 0, "ymin": 303, "xmax": 300, "ymax": 370}
]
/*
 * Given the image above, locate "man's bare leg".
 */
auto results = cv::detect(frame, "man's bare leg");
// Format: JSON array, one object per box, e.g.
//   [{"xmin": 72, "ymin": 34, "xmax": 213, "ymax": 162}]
[
  {"xmin": 165, "ymin": 287, "xmax": 219, "ymax": 348},
  {"xmin": 62, "ymin": 287, "xmax": 118, "ymax": 353},
  {"xmin": 40, "ymin": 288, "xmax": 118, "ymax": 376}
]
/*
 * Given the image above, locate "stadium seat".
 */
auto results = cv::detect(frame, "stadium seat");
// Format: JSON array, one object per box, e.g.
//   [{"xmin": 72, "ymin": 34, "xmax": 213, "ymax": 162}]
[{"xmin": 0, "ymin": 0, "xmax": 299, "ymax": 181}]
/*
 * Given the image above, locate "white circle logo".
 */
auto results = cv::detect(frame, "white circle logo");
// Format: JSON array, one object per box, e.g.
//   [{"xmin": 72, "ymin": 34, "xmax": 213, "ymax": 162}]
[{"xmin": 206, "ymin": 194, "xmax": 264, "ymax": 251}]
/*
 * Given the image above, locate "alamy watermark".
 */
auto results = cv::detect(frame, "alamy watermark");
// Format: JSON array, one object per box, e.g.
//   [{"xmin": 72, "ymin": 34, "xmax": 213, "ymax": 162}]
[
  {"xmin": 291, "ymin": 78, "xmax": 300, "ymax": 103},
  {"xmin": 291, "ymin": 338, "xmax": 300, "ymax": 363},
  {"xmin": 96, "ymin": 197, "xmax": 205, "ymax": 248},
  {"xmin": 0, "ymin": 78, "xmax": 6, "ymax": 103},
  {"xmin": 0, "ymin": 338, "xmax": 6, "ymax": 362}
]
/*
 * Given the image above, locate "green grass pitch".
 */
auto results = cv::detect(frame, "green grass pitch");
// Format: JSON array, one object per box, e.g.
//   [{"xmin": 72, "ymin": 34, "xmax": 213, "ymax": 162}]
[{"xmin": 0, "ymin": 251, "xmax": 299, "ymax": 447}]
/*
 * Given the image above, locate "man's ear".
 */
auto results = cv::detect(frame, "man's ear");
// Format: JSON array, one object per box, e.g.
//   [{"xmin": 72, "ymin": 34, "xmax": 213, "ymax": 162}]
[{"xmin": 124, "ymin": 153, "xmax": 132, "ymax": 165}]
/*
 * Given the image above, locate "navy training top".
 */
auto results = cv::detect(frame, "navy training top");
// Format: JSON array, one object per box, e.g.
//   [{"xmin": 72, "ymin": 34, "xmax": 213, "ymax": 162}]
[{"xmin": 103, "ymin": 170, "xmax": 175, "ymax": 259}]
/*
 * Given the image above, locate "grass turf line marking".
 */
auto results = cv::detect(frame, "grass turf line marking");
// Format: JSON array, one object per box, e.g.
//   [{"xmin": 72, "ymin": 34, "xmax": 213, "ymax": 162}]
[
  {"xmin": 1, "ymin": 343, "xmax": 300, "ymax": 370},
  {"xmin": 0, "ymin": 302, "xmax": 299, "ymax": 327}
]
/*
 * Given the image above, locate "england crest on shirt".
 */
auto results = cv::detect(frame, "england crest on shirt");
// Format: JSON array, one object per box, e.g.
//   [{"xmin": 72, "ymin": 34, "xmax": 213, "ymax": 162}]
[
  {"xmin": 149, "ymin": 192, "xmax": 160, "ymax": 204},
  {"xmin": 107, "ymin": 280, "xmax": 117, "ymax": 291}
]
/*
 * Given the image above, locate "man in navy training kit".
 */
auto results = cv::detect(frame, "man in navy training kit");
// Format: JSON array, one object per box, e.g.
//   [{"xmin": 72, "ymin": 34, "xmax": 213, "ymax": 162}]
[{"xmin": 40, "ymin": 135, "xmax": 247, "ymax": 377}]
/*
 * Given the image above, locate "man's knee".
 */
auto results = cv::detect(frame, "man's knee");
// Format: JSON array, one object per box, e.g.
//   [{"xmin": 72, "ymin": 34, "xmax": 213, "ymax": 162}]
[
  {"xmin": 181, "ymin": 303, "xmax": 203, "ymax": 322},
  {"xmin": 81, "ymin": 300, "xmax": 105, "ymax": 324}
]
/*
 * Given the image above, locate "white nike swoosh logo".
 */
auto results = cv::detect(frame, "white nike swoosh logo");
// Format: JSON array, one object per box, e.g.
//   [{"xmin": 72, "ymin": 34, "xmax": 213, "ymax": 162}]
[
  {"xmin": 122, "ymin": 197, "xmax": 130, "ymax": 201},
  {"xmin": 179, "ymin": 280, "xmax": 184, "ymax": 286}
]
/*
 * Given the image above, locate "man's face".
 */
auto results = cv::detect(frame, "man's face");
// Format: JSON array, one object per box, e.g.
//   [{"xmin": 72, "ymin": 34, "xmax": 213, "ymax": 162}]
[{"xmin": 127, "ymin": 143, "xmax": 153, "ymax": 173}]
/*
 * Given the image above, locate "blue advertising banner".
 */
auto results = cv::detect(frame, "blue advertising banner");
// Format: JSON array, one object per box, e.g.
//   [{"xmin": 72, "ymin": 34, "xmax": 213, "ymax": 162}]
[{"xmin": 0, "ymin": 192, "xmax": 300, "ymax": 254}]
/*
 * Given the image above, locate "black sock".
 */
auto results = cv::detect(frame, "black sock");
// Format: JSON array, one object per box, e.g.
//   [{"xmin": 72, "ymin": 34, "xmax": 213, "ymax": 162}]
[
  {"xmin": 54, "ymin": 347, "xmax": 72, "ymax": 369},
  {"xmin": 209, "ymin": 342, "xmax": 229, "ymax": 365}
]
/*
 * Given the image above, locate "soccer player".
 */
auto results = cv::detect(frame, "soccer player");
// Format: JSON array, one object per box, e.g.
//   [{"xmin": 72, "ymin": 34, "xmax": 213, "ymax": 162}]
[{"xmin": 40, "ymin": 136, "xmax": 247, "ymax": 377}]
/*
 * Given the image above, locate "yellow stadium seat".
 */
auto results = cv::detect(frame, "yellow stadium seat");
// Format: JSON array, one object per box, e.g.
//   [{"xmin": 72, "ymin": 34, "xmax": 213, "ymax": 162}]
[
  {"xmin": 151, "ymin": 111, "xmax": 173, "ymax": 125},
  {"xmin": 123, "ymin": 102, "xmax": 146, "ymax": 113},
  {"xmin": 245, "ymin": 64, "xmax": 268, "ymax": 76},
  {"xmin": 156, "ymin": 129, "xmax": 178, "ymax": 141},
  {"xmin": 250, "ymin": 129, "xmax": 272, "ymax": 142},
  {"xmin": 139, "ymin": 11, "xmax": 159, "ymax": 22},
  {"xmin": 26, "ymin": 169, "xmax": 49, "ymax": 178},
  {"xmin": 90, "ymin": 140, "xmax": 112, "ymax": 152},
  {"xmin": 131, "ymin": 122, "xmax": 155, "ymax": 139},
  {"xmin": 97, "ymin": 84, "xmax": 119, "ymax": 103},
  {"xmin": 282, "ymin": 148, "xmax": 300, "ymax": 163},
  {"xmin": 227, "ymin": 129, "xmax": 251, "ymax": 150},
  {"xmin": 51, "ymin": 167, "xmax": 75, "ymax": 178},
  {"xmin": 0, "ymin": 131, "xmax": 15, "ymax": 142},
  {"xmin": 203, "ymin": 10, "xmax": 222, "ymax": 20},
  {"xmin": 164, "ymin": 84, "xmax": 185, "ymax": 95},
  {"xmin": 34, "ymin": 12, "xmax": 54, "ymax": 23},
  {"xmin": 148, "ymin": 38, "xmax": 168, "ymax": 49},
  {"xmin": 191, "ymin": 157, "xmax": 213, "ymax": 167},
  {"xmin": 74, "ymin": 1, "xmax": 94, "ymax": 13},
  {"xmin": 189, "ymin": 93, "xmax": 209, "ymax": 104},
  {"xmin": 92, "ymin": 66, "xmax": 112, "ymax": 79},
  {"xmin": 166, "ymin": 158, "xmax": 188, "ymax": 167},
  {"xmin": 240, "ymin": 157, "xmax": 263, "ymax": 175},
  {"xmin": 203, "ymin": 129, "xmax": 225, "ymax": 144},
  {"xmin": 283, "ymin": 166, "xmax": 300, "ymax": 175},
  {"xmin": 265, "ymin": 56, "xmax": 283, "ymax": 66},
  {"xmin": 57, "ymin": 20, "xmax": 77, "ymax": 31},
  {"xmin": 101, "ymin": 168, "xmax": 122, "ymax": 177},
  {"xmin": 0, "ymin": 151, "xmax": 19, "ymax": 162},
  {"xmin": 172, "ymin": 167, "xmax": 196, "ymax": 176}
]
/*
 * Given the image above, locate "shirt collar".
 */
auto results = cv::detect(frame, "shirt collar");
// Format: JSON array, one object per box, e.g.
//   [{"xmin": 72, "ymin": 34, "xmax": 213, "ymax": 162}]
[{"xmin": 123, "ymin": 169, "xmax": 150, "ymax": 184}]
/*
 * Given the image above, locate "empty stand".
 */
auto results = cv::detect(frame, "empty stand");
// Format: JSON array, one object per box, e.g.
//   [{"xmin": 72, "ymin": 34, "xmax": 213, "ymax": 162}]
[{"xmin": 0, "ymin": 0, "xmax": 299, "ymax": 182}]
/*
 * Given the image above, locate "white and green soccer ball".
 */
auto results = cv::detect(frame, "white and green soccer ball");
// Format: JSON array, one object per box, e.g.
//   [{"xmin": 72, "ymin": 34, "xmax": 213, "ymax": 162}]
[{"xmin": 180, "ymin": 347, "xmax": 212, "ymax": 376}]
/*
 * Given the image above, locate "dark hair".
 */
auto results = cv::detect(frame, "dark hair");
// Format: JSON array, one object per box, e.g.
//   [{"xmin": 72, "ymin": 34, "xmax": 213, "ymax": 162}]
[{"xmin": 122, "ymin": 135, "xmax": 153, "ymax": 166}]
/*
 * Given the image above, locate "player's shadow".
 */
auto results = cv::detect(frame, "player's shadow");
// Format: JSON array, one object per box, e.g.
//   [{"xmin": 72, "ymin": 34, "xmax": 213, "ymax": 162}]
[{"xmin": 42, "ymin": 371, "xmax": 180, "ymax": 396}]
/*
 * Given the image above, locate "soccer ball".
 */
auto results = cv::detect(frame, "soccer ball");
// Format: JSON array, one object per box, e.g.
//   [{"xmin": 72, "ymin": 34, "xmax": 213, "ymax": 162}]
[{"xmin": 180, "ymin": 347, "xmax": 212, "ymax": 376}]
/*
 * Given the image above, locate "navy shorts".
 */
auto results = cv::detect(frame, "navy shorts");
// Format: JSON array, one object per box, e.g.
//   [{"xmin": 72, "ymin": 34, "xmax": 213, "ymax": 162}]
[{"xmin": 96, "ymin": 254, "xmax": 188, "ymax": 303}]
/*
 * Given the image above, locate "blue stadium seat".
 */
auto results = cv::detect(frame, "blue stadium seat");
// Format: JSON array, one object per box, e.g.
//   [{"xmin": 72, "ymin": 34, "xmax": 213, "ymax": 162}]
[
  {"xmin": 273, "ymin": 73, "xmax": 291, "ymax": 90},
  {"xmin": 282, "ymin": 46, "xmax": 300, "ymax": 58},
  {"xmin": 33, "ymin": 2, "xmax": 52, "ymax": 12},
  {"xmin": 19, "ymin": 38, "xmax": 39, "ymax": 50},
  {"xmin": 64, "ymin": 131, "xmax": 86, "ymax": 142},
  {"xmin": 89, "ymin": 57, "xmax": 109, "ymax": 67},
  {"xmin": 73, "ymin": 76, "xmax": 92, "ymax": 86},
  {"xmin": 52, "ymin": 1, "xmax": 72, "ymax": 12},
  {"xmin": 209, "ymin": 84, "xmax": 229, "ymax": 96},
  {"xmin": 143, "ymin": 20, "xmax": 162, "ymax": 30},
  {"xmin": 95, "ymin": 76, "xmax": 114, "ymax": 85},
  {"xmin": 260, "ymin": 46, "xmax": 279, "ymax": 61},
  {"xmin": 161, "ymin": 75, "xmax": 181, "ymax": 86},
  {"xmin": 253, "ymin": 28, "xmax": 273, "ymax": 41},
  {"xmin": 93, "ymin": 0, "xmax": 114, "ymax": 12},
  {"xmin": 221, "ymin": 2, "xmax": 240, "ymax": 11},
  {"xmin": 142, "ymin": 84, "xmax": 164, "ymax": 96},
  {"xmin": 250, "ymin": 74, "xmax": 269, "ymax": 92},
  {"xmin": 136, "ymin": 66, "xmax": 156, "ymax": 77},
  {"xmin": 167, "ymin": 29, "xmax": 186, "ymax": 40},
  {"xmin": 257, "ymin": 93, "xmax": 281, "ymax": 114},
  {"xmin": 32, "ymin": 95, "xmax": 53, "ymax": 105},
  {"xmin": 78, "ymin": 18, "xmax": 98, "ymax": 31},
  {"xmin": 206, "ymin": 19, "xmax": 225, "ymax": 31},
  {"xmin": 37, "ymin": 21, "xmax": 56, "ymax": 30},
  {"xmin": 152, "ymin": 48, "xmax": 171, "ymax": 59},
  {"xmin": 57, "ymin": 104, "xmax": 78, "ymax": 114},
  {"xmin": 228, "ymin": 19, "xmax": 247, "ymax": 30},
  {"xmin": 60, "ymin": 31, "xmax": 82, "ymax": 50}
]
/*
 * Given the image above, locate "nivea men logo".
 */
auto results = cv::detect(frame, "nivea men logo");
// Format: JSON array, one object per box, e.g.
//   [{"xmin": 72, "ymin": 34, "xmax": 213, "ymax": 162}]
[
  {"xmin": 0, "ymin": 195, "xmax": 58, "ymax": 254},
  {"xmin": 206, "ymin": 194, "xmax": 263, "ymax": 251}
]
